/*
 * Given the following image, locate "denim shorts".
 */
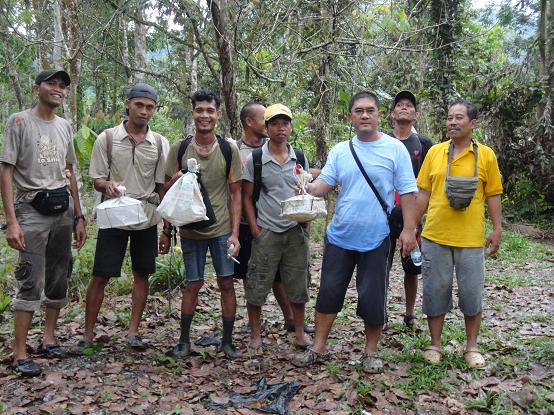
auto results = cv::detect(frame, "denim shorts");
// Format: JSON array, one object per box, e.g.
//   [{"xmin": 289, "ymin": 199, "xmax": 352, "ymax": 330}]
[
  {"xmin": 421, "ymin": 238, "xmax": 485, "ymax": 317},
  {"xmin": 180, "ymin": 233, "xmax": 234, "ymax": 281}
]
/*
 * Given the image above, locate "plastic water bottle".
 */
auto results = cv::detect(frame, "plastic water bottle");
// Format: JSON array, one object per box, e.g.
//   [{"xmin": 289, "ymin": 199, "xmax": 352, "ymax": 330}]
[{"xmin": 410, "ymin": 245, "xmax": 422, "ymax": 266}]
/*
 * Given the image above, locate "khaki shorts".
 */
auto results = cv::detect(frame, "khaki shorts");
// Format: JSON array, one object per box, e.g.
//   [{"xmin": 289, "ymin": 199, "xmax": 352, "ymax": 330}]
[
  {"xmin": 13, "ymin": 201, "xmax": 74, "ymax": 312},
  {"xmin": 245, "ymin": 226, "xmax": 309, "ymax": 307},
  {"xmin": 421, "ymin": 238, "xmax": 485, "ymax": 317}
]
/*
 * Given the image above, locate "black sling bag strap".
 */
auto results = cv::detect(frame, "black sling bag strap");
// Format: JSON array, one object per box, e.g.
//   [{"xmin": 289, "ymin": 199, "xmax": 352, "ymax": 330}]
[{"xmin": 348, "ymin": 140, "xmax": 403, "ymax": 238}]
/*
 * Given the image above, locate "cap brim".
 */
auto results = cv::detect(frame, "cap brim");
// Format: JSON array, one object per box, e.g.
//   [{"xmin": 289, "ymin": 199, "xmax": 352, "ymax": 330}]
[
  {"xmin": 393, "ymin": 90, "xmax": 416, "ymax": 108},
  {"xmin": 42, "ymin": 70, "xmax": 71, "ymax": 86}
]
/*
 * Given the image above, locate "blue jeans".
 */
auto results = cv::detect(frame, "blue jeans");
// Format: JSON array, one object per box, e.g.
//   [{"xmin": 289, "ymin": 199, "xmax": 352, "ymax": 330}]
[{"xmin": 180, "ymin": 233, "xmax": 234, "ymax": 281}]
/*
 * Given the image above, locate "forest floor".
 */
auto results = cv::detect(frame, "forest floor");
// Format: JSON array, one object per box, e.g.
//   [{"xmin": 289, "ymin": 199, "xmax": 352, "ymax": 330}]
[{"xmin": 0, "ymin": 222, "xmax": 553, "ymax": 415}]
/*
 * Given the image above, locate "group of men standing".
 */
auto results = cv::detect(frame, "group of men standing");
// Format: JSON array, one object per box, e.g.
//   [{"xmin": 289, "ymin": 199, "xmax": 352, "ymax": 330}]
[{"xmin": 1, "ymin": 69, "xmax": 503, "ymax": 377}]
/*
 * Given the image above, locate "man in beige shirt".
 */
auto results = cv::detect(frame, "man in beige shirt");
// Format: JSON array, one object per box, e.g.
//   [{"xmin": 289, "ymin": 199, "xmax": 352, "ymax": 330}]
[{"xmin": 72, "ymin": 83, "xmax": 168, "ymax": 354}]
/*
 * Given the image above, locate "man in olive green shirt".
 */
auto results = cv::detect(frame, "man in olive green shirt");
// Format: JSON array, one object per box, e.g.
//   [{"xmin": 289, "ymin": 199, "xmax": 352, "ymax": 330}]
[{"xmin": 159, "ymin": 90, "xmax": 243, "ymax": 359}]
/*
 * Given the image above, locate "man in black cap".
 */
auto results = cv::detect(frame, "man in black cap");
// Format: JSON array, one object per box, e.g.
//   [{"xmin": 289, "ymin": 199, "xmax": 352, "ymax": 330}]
[
  {"xmin": 1, "ymin": 69, "xmax": 87, "ymax": 376},
  {"xmin": 389, "ymin": 90, "xmax": 433, "ymax": 330},
  {"xmin": 72, "ymin": 83, "xmax": 169, "ymax": 354}
]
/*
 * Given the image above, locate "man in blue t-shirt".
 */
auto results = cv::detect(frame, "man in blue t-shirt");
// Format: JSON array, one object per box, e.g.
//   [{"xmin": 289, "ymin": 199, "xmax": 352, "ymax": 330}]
[{"xmin": 291, "ymin": 91, "xmax": 418, "ymax": 373}]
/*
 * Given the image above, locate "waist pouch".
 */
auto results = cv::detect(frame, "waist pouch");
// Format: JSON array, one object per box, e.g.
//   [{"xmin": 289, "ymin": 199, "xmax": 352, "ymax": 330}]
[
  {"xmin": 445, "ymin": 140, "xmax": 478, "ymax": 210},
  {"xmin": 445, "ymin": 176, "xmax": 478, "ymax": 209},
  {"xmin": 180, "ymin": 170, "xmax": 216, "ymax": 230},
  {"xmin": 30, "ymin": 186, "xmax": 69, "ymax": 215},
  {"xmin": 388, "ymin": 206, "xmax": 403, "ymax": 239}
]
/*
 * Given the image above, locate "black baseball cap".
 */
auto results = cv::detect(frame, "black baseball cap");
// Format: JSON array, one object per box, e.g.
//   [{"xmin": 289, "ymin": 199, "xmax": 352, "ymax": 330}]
[
  {"xmin": 35, "ymin": 69, "xmax": 71, "ymax": 86},
  {"xmin": 393, "ymin": 90, "xmax": 417, "ymax": 110},
  {"xmin": 127, "ymin": 83, "xmax": 157, "ymax": 103}
]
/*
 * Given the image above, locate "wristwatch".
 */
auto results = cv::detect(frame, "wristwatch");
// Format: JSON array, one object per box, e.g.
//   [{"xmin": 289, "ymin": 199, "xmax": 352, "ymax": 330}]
[{"xmin": 74, "ymin": 214, "xmax": 86, "ymax": 223}]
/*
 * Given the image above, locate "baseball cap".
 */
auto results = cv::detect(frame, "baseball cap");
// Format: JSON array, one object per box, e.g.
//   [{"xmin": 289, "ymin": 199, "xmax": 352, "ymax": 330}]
[
  {"xmin": 35, "ymin": 69, "xmax": 71, "ymax": 86},
  {"xmin": 127, "ymin": 83, "xmax": 157, "ymax": 103},
  {"xmin": 264, "ymin": 103, "xmax": 293, "ymax": 122},
  {"xmin": 393, "ymin": 90, "xmax": 417, "ymax": 110}
]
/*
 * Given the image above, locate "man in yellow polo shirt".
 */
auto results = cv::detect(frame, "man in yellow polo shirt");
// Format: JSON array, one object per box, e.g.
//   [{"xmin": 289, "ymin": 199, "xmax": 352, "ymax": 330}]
[{"xmin": 415, "ymin": 100, "xmax": 503, "ymax": 369}]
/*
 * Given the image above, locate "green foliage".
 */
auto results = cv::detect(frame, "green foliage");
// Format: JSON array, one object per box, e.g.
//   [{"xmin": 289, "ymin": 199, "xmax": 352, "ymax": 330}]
[
  {"xmin": 0, "ymin": 289, "xmax": 11, "ymax": 315},
  {"xmin": 503, "ymin": 177, "xmax": 552, "ymax": 224}
]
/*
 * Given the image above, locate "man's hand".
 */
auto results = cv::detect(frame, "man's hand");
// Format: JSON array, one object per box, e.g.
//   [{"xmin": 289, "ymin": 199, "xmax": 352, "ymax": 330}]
[
  {"xmin": 103, "ymin": 181, "xmax": 122, "ymax": 198},
  {"xmin": 73, "ymin": 221, "xmax": 87, "ymax": 251},
  {"xmin": 6, "ymin": 222, "xmax": 25, "ymax": 251},
  {"xmin": 485, "ymin": 229, "xmax": 501, "ymax": 256},
  {"xmin": 227, "ymin": 234, "xmax": 240, "ymax": 257},
  {"xmin": 159, "ymin": 233, "xmax": 171, "ymax": 254},
  {"xmin": 250, "ymin": 225, "xmax": 262, "ymax": 240},
  {"xmin": 398, "ymin": 227, "xmax": 417, "ymax": 257}
]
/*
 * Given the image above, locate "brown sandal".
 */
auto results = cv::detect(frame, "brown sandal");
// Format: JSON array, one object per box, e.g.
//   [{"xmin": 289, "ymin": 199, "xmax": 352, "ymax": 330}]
[{"xmin": 423, "ymin": 345, "xmax": 442, "ymax": 364}]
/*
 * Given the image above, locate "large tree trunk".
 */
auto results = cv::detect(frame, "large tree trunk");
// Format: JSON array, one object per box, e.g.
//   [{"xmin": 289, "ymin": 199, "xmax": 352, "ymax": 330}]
[
  {"xmin": 52, "ymin": 0, "xmax": 71, "ymax": 122},
  {"xmin": 428, "ymin": 0, "xmax": 462, "ymax": 140},
  {"xmin": 62, "ymin": 0, "xmax": 82, "ymax": 132},
  {"xmin": 134, "ymin": 2, "xmax": 147, "ymax": 84},
  {"xmin": 0, "ymin": 29, "xmax": 24, "ymax": 110},
  {"xmin": 208, "ymin": 0, "xmax": 239, "ymax": 138}
]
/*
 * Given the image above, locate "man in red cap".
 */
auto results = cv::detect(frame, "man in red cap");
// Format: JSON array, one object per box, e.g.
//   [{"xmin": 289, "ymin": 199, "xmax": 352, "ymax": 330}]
[{"xmin": 1, "ymin": 69, "xmax": 87, "ymax": 376}]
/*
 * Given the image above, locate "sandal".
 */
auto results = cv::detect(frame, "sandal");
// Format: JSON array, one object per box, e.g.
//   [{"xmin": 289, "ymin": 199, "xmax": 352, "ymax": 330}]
[
  {"xmin": 126, "ymin": 334, "xmax": 147, "ymax": 351},
  {"xmin": 37, "ymin": 343, "xmax": 67, "ymax": 358},
  {"xmin": 464, "ymin": 347, "xmax": 486, "ymax": 369},
  {"xmin": 70, "ymin": 340, "xmax": 94, "ymax": 356},
  {"xmin": 361, "ymin": 352, "xmax": 384, "ymax": 374},
  {"xmin": 403, "ymin": 314, "xmax": 416, "ymax": 330},
  {"xmin": 423, "ymin": 345, "xmax": 442, "ymax": 364},
  {"xmin": 291, "ymin": 348, "xmax": 329, "ymax": 367},
  {"xmin": 10, "ymin": 358, "xmax": 42, "ymax": 377}
]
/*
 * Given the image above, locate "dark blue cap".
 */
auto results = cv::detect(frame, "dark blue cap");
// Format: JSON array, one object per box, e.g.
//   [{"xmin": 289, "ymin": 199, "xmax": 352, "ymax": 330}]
[
  {"xmin": 127, "ymin": 83, "xmax": 157, "ymax": 103},
  {"xmin": 35, "ymin": 69, "xmax": 71, "ymax": 86}
]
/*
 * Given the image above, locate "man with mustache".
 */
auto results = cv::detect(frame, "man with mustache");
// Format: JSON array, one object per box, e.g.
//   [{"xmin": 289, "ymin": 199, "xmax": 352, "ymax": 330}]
[{"xmin": 414, "ymin": 101, "xmax": 503, "ymax": 369}]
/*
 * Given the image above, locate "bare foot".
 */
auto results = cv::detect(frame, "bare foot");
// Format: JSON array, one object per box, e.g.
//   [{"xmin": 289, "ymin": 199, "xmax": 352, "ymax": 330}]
[{"xmin": 294, "ymin": 335, "xmax": 313, "ymax": 349}]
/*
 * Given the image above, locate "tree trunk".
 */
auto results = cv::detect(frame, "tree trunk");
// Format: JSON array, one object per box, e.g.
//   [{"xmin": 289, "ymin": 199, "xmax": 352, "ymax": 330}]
[
  {"xmin": 208, "ymin": 0, "xmax": 239, "ymax": 138},
  {"xmin": 52, "ymin": 0, "xmax": 71, "ymax": 122},
  {"xmin": 119, "ymin": 11, "xmax": 132, "ymax": 84},
  {"xmin": 134, "ymin": 2, "xmax": 148, "ymax": 84},
  {"xmin": 62, "ymin": 0, "xmax": 81, "ymax": 132},
  {"xmin": 31, "ymin": 0, "xmax": 49, "ymax": 70},
  {"xmin": 0, "ymin": 29, "xmax": 24, "ymax": 110},
  {"xmin": 312, "ymin": 0, "xmax": 338, "ymax": 167},
  {"xmin": 428, "ymin": 0, "xmax": 461, "ymax": 140}
]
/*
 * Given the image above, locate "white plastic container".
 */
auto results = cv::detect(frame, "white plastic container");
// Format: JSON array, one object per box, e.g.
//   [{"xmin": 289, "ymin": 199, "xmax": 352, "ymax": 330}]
[
  {"xmin": 95, "ymin": 186, "xmax": 148, "ymax": 229},
  {"xmin": 280, "ymin": 194, "xmax": 327, "ymax": 222}
]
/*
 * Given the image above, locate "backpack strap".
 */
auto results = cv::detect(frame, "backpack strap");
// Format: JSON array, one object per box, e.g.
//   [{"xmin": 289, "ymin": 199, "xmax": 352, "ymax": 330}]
[
  {"xmin": 100, "ymin": 127, "xmax": 115, "ymax": 203},
  {"xmin": 252, "ymin": 148, "xmax": 263, "ymax": 204},
  {"xmin": 177, "ymin": 135, "xmax": 193, "ymax": 171},
  {"xmin": 177, "ymin": 135, "xmax": 232, "ymax": 178},
  {"xmin": 151, "ymin": 131, "xmax": 163, "ymax": 181},
  {"xmin": 217, "ymin": 135, "xmax": 232, "ymax": 178}
]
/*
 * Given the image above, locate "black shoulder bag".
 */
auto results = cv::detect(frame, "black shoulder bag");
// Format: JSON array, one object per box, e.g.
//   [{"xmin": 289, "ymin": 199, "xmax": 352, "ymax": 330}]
[{"xmin": 349, "ymin": 140, "xmax": 403, "ymax": 239}]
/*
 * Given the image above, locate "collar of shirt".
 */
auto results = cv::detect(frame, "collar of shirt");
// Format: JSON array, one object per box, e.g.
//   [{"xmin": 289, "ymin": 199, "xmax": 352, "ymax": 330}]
[
  {"xmin": 114, "ymin": 122, "xmax": 155, "ymax": 145},
  {"xmin": 260, "ymin": 141, "xmax": 297, "ymax": 165}
]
